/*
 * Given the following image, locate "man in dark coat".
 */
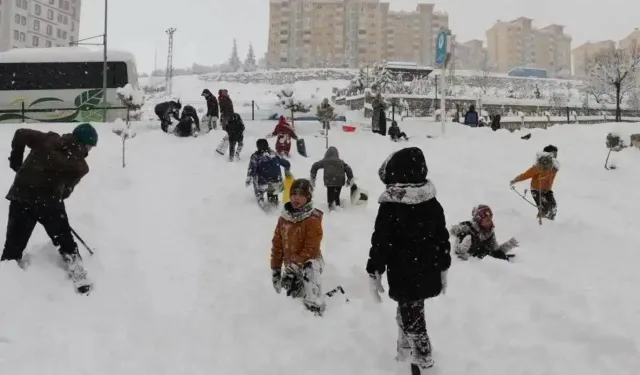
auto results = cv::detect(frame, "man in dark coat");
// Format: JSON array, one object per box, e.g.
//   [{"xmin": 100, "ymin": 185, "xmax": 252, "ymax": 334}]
[
  {"xmin": 225, "ymin": 113, "xmax": 245, "ymax": 161},
  {"xmin": 463, "ymin": 104, "xmax": 479, "ymax": 127},
  {"xmin": 2, "ymin": 124, "xmax": 98, "ymax": 291},
  {"xmin": 173, "ymin": 105, "xmax": 200, "ymax": 137},
  {"xmin": 201, "ymin": 89, "xmax": 219, "ymax": 130},
  {"xmin": 218, "ymin": 89, "xmax": 234, "ymax": 130},
  {"xmin": 154, "ymin": 100, "xmax": 182, "ymax": 132},
  {"xmin": 366, "ymin": 147, "xmax": 451, "ymax": 373}
]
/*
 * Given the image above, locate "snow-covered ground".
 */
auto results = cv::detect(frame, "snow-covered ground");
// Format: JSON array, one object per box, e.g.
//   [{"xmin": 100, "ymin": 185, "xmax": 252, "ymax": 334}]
[{"xmin": 1, "ymin": 119, "xmax": 640, "ymax": 375}]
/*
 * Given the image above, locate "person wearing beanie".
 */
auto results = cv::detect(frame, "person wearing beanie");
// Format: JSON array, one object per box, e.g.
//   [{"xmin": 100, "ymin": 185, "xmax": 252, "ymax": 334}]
[
  {"xmin": 450, "ymin": 204, "xmax": 519, "ymax": 261},
  {"xmin": 2, "ymin": 124, "xmax": 95, "ymax": 293},
  {"xmin": 271, "ymin": 178, "xmax": 326, "ymax": 315},
  {"xmin": 246, "ymin": 138, "xmax": 292, "ymax": 210},
  {"xmin": 510, "ymin": 145, "xmax": 559, "ymax": 220},
  {"xmin": 366, "ymin": 147, "xmax": 450, "ymax": 372}
]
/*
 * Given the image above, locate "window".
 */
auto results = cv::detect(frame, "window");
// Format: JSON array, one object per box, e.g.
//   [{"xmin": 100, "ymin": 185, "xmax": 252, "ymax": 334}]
[
  {"xmin": 15, "ymin": 14, "xmax": 20, "ymax": 24},
  {"xmin": 46, "ymin": 40, "xmax": 52, "ymax": 47},
  {"xmin": 14, "ymin": 0, "xmax": 19, "ymax": 6},
  {"xmin": 13, "ymin": 30, "xmax": 19, "ymax": 40},
  {"xmin": 34, "ymin": 19, "xmax": 40, "ymax": 31},
  {"xmin": 21, "ymin": 16, "xmax": 26, "ymax": 25},
  {"xmin": 62, "ymin": 31, "xmax": 67, "ymax": 39},
  {"xmin": 49, "ymin": 0, "xmax": 54, "ymax": 4},
  {"xmin": 58, "ymin": 14, "xmax": 62, "ymax": 23},
  {"xmin": 19, "ymin": 32, "xmax": 25, "ymax": 42},
  {"xmin": 35, "ymin": 4, "xmax": 42, "ymax": 15},
  {"xmin": 33, "ymin": 36, "xmax": 39, "ymax": 46},
  {"xmin": 47, "ymin": 24, "xmax": 53, "ymax": 35},
  {"xmin": 59, "ymin": 0, "xmax": 63, "ymax": 8},
  {"xmin": 71, "ymin": 21, "xmax": 75, "ymax": 31},
  {"xmin": 48, "ymin": 9, "xmax": 54, "ymax": 20},
  {"xmin": 64, "ymin": 1, "xmax": 69, "ymax": 10},
  {"xmin": 0, "ymin": 62, "xmax": 130, "ymax": 90},
  {"xmin": 64, "ymin": 16, "xmax": 68, "ymax": 25},
  {"xmin": 57, "ymin": 28, "xmax": 61, "ymax": 38}
]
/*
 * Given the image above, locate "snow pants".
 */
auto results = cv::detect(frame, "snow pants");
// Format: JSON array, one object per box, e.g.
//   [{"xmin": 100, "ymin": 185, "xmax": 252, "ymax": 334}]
[
  {"xmin": 1, "ymin": 200, "xmax": 79, "ymax": 262},
  {"xmin": 275, "ymin": 135, "xmax": 292, "ymax": 157},
  {"xmin": 228, "ymin": 136, "xmax": 244, "ymax": 161},
  {"xmin": 396, "ymin": 300, "xmax": 433, "ymax": 368},
  {"xmin": 252, "ymin": 180, "xmax": 283, "ymax": 208},
  {"xmin": 281, "ymin": 259, "xmax": 325, "ymax": 313},
  {"xmin": 327, "ymin": 186, "xmax": 342, "ymax": 209},
  {"xmin": 531, "ymin": 190, "xmax": 557, "ymax": 220}
]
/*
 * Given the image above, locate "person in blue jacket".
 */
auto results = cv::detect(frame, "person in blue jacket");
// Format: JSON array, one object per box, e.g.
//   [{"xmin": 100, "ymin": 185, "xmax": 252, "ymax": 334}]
[
  {"xmin": 463, "ymin": 105, "xmax": 479, "ymax": 127},
  {"xmin": 246, "ymin": 139, "xmax": 292, "ymax": 209}
]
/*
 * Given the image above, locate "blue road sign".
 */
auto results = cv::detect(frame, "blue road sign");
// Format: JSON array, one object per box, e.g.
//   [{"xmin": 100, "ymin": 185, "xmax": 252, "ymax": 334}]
[{"xmin": 436, "ymin": 31, "xmax": 448, "ymax": 66}]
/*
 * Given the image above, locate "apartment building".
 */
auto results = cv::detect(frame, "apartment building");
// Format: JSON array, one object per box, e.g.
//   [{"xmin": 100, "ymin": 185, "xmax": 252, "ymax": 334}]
[
  {"xmin": 0, "ymin": 0, "xmax": 81, "ymax": 52},
  {"xmin": 267, "ymin": 0, "xmax": 449, "ymax": 69},
  {"xmin": 486, "ymin": 17, "xmax": 571, "ymax": 77},
  {"xmin": 619, "ymin": 28, "xmax": 640, "ymax": 50},
  {"xmin": 571, "ymin": 40, "xmax": 615, "ymax": 77},
  {"xmin": 454, "ymin": 39, "xmax": 487, "ymax": 70}
]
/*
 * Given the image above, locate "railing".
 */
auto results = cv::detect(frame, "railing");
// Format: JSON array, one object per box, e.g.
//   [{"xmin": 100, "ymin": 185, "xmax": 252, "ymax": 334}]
[{"xmin": 0, "ymin": 103, "xmax": 129, "ymax": 123}]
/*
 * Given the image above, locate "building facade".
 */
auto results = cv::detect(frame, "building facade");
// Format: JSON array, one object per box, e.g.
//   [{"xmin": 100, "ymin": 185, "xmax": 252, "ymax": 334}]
[
  {"xmin": 571, "ymin": 40, "xmax": 616, "ymax": 77},
  {"xmin": 454, "ymin": 39, "xmax": 487, "ymax": 71},
  {"xmin": 267, "ymin": 0, "xmax": 449, "ymax": 69},
  {"xmin": 0, "ymin": 0, "xmax": 81, "ymax": 52},
  {"xmin": 486, "ymin": 17, "xmax": 571, "ymax": 77}
]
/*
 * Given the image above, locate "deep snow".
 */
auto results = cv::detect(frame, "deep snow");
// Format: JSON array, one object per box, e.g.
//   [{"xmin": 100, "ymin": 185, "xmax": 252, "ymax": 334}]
[{"xmin": 0, "ymin": 119, "xmax": 639, "ymax": 375}]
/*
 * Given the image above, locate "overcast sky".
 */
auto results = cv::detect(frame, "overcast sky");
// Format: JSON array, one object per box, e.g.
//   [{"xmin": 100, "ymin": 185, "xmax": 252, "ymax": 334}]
[{"xmin": 80, "ymin": 0, "xmax": 639, "ymax": 73}]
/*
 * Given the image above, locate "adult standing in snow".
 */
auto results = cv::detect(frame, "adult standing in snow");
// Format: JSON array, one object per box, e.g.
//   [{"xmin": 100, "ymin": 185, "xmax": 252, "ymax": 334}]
[
  {"xmin": 371, "ymin": 93, "xmax": 387, "ymax": 136},
  {"xmin": 154, "ymin": 100, "xmax": 182, "ymax": 133},
  {"xmin": 218, "ymin": 89, "xmax": 234, "ymax": 130},
  {"xmin": 201, "ymin": 89, "xmax": 219, "ymax": 131},
  {"xmin": 268, "ymin": 116, "xmax": 298, "ymax": 157},
  {"xmin": 367, "ymin": 147, "xmax": 451, "ymax": 373},
  {"xmin": 1, "ymin": 124, "xmax": 98, "ymax": 292},
  {"xmin": 463, "ymin": 105, "xmax": 479, "ymax": 127},
  {"xmin": 226, "ymin": 113, "xmax": 245, "ymax": 161},
  {"xmin": 309, "ymin": 146, "xmax": 354, "ymax": 210},
  {"xmin": 316, "ymin": 98, "xmax": 335, "ymax": 133},
  {"xmin": 246, "ymin": 139, "xmax": 292, "ymax": 210},
  {"xmin": 271, "ymin": 178, "xmax": 326, "ymax": 315}
]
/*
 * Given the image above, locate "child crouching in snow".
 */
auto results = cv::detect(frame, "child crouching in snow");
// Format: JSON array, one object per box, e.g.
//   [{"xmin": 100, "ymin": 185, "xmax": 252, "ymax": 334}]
[
  {"xmin": 450, "ymin": 205, "xmax": 519, "ymax": 261},
  {"xmin": 270, "ymin": 179, "xmax": 326, "ymax": 315},
  {"xmin": 510, "ymin": 145, "xmax": 559, "ymax": 220}
]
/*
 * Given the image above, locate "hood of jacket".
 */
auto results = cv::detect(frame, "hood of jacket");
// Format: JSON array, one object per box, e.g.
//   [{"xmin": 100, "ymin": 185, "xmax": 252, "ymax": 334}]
[
  {"xmin": 378, "ymin": 147, "xmax": 428, "ymax": 186},
  {"xmin": 535, "ymin": 152, "xmax": 560, "ymax": 171},
  {"xmin": 324, "ymin": 146, "xmax": 339, "ymax": 160}
]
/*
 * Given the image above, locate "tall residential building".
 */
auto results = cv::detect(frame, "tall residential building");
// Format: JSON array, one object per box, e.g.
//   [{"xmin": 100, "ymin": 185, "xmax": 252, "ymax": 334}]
[
  {"xmin": 571, "ymin": 40, "xmax": 616, "ymax": 77},
  {"xmin": 619, "ymin": 28, "xmax": 640, "ymax": 50},
  {"xmin": 486, "ymin": 17, "xmax": 571, "ymax": 77},
  {"xmin": 454, "ymin": 39, "xmax": 487, "ymax": 70},
  {"xmin": 267, "ymin": 0, "xmax": 449, "ymax": 69},
  {"xmin": 0, "ymin": 0, "xmax": 81, "ymax": 52}
]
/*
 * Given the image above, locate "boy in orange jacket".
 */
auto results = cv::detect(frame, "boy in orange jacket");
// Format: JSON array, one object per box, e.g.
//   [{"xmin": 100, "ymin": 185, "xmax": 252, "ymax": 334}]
[
  {"xmin": 270, "ymin": 178, "xmax": 326, "ymax": 315},
  {"xmin": 510, "ymin": 145, "xmax": 559, "ymax": 220}
]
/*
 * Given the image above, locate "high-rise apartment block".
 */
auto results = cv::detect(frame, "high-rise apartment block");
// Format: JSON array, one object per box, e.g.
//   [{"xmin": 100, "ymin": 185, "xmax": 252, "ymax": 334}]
[
  {"xmin": 571, "ymin": 40, "xmax": 616, "ymax": 77},
  {"xmin": 0, "ymin": 0, "xmax": 81, "ymax": 52},
  {"xmin": 486, "ymin": 17, "xmax": 571, "ymax": 77},
  {"xmin": 454, "ymin": 39, "xmax": 487, "ymax": 70},
  {"xmin": 267, "ymin": 0, "xmax": 449, "ymax": 69}
]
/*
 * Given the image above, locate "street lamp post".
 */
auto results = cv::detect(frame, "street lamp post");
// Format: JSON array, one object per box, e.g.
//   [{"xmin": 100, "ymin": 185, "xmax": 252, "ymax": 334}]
[{"xmin": 102, "ymin": 0, "xmax": 108, "ymax": 122}]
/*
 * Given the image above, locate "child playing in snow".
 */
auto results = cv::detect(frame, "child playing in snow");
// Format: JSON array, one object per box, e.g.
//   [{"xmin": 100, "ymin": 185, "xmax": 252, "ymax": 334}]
[
  {"xmin": 225, "ymin": 113, "xmax": 245, "ymax": 162},
  {"xmin": 309, "ymin": 146, "xmax": 354, "ymax": 210},
  {"xmin": 367, "ymin": 147, "xmax": 451, "ymax": 373},
  {"xmin": 450, "ymin": 205, "xmax": 519, "ymax": 261},
  {"xmin": 270, "ymin": 178, "xmax": 326, "ymax": 315},
  {"xmin": 388, "ymin": 120, "xmax": 409, "ymax": 142},
  {"xmin": 268, "ymin": 116, "xmax": 298, "ymax": 157},
  {"xmin": 510, "ymin": 145, "xmax": 559, "ymax": 220},
  {"xmin": 246, "ymin": 139, "xmax": 292, "ymax": 211}
]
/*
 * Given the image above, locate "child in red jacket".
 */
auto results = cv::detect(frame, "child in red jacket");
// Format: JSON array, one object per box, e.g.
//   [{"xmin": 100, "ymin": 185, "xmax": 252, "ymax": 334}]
[{"xmin": 268, "ymin": 116, "xmax": 298, "ymax": 157}]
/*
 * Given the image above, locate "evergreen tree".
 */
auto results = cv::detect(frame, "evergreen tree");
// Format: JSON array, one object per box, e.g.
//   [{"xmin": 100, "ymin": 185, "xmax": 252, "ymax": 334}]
[
  {"xmin": 228, "ymin": 39, "xmax": 242, "ymax": 72},
  {"xmin": 244, "ymin": 43, "xmax": 257, "ymax": 72}
]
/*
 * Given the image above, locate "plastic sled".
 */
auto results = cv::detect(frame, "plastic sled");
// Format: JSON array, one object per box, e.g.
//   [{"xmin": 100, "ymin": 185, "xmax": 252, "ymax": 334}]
[
  {"xmin": 296, "ymin": 138, "xmax": 307, "ymax": 157},
  {"xmin": 283, "ymin": 174, "xmax": 295, "ymax": 204},
  {"xmin": 350, "ymin": 184, "xmax": 369, "ymax": 206}
]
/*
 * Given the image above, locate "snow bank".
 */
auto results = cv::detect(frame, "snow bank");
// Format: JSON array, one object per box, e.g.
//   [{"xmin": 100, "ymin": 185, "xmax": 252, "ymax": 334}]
[{"xmin": 117, "ymin": 84, "xmax": 145, "ymax": 108}]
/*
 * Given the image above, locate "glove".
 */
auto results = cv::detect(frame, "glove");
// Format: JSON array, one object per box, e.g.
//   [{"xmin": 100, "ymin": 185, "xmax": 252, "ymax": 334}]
[
  {"xmin": 346, "ymin": 179, "xmax": 352, "ymax": 187},
  {"xmin": 284, "ymin": 169, "xmax": 293, "ymax": 179},
  {"xmin": 441, "ymin": 271, "xmax": 448, "ymax": 294},
  {"xmin": 271, "ymin": 269, "xmax": 282, "ymax": 294},
  {"xmin": 280, "ymin": 263, "xmax": 300, "ymax": 292},
  {"xmin": 369, "ymin": 272, "xmax": 384, "ymax": 302},
  {"xmin": 245, "ymin": 177, "xmax": 252, "ymax": 187},
  {"xmin": 509, "ymin": 180, "xmax": 516, "ymax": 187},
  {"xmin": 502, "ymin": 237, "xmax": 519, "ymax": 252}
]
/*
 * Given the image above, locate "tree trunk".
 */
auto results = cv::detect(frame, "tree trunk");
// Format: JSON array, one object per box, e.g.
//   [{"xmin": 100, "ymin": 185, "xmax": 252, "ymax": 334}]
[
  {"xmin": 615, "ymin": 83, "xmax": 622, "ymax": 122},
  {"xmin": 290, "ymin": 109, "xmax": 295, "ymax": 128}
]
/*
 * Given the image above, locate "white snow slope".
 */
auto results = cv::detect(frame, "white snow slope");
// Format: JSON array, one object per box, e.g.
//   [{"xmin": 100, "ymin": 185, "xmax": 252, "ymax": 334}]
[{"xmin": 1, "ymin": 119, "xmax": 639, "ymax": 375}]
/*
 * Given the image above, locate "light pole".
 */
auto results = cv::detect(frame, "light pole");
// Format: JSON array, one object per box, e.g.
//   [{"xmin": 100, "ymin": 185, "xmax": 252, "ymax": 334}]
[{"xmin": 102, "ymin": 0, "xmax": 108, "ymax": 122}]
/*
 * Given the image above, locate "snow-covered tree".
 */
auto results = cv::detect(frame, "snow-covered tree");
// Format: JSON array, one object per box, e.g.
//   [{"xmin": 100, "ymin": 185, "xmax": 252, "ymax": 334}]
[
  {"xmin": 244, "ymin": 43, "xmax": 257, "ymax": 72},
  {"xmin": 371, "ymin": 67, "xmax": 394, "ymax": 93},
  {"xmin": 228, "ymin": 39, "xmax": 242, "ymax": 72},
  {"xmin": 316, "ymin": 98, "xmax": 335, "ymax": 121},
  {"xmin": 549, "ymin": 92, "xmax": 568, "ymax": 112},
  {"xmin": 277, "ymin": 88, "xmax": 312, "ymax": 127},
  {"xmin": 585, "ymin": 45, "xmax": 640, "ymax": 121}
]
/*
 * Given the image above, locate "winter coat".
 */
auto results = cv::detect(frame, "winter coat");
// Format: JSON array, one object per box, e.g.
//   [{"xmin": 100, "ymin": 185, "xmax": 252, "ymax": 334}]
[
  {"xmin": 491, "ymin": 114, "xmax": 501, "ymax": 131},
  {"xmin": 219, "ymin": 95, "xmax": 234, "ymax": 122},
  {"xmin": 181, "ymin": 105, "xmax": 200, "ymax": 132},
  {"xmin": 271, "ymin": 203, "xmax": 323, "ymax": 270},
  {"xmin": 316, "ymin": 102, "xmax": 335, "ymax": 122},
  {"xmin": 366, "ymin": 148, "xmax": 451, "ymax": 302},
  {"xmin": 155, "ymin": 101, "xmax": 180, "ymax": 121},
  {"xmin": 464, "ymin": 109, "xmax": 479, "ymax": 126},
  {"xmin": 371, "ymin": 96, "xmax": 387, "ymax": 135},
  {"xmin": 247, "ymin": 149, "xmax": 291, "ymax": 185},
  {"xmin": 7, "ymin": 129, "xmax": 89, "ymax": 208},
  {"xmin": 202, "ymin": 89, "xmax": 219, "ymax": 117},
  {"xmin": 272, "ymin": 117, "xmax": 298, "ymax": 155},
  {"xmin": 310, "ymin": 146, "xmax": 353, "ymax": 187},
  {"xmin": 512, "ymin": 152, "xmax": 559, "ymax": 191},
  {"xmin": 450, "ymin": 221, "xmax": 516, "ymax": 260},
  {"xmin": 226, "ymin": 113, "xmax": 245, "ymax": 142}
]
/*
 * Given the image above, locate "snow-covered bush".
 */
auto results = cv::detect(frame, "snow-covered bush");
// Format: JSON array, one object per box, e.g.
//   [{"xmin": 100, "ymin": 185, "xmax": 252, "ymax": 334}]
[{"xmin": 277, "ymin": 87, "xmax": 312, "ymax": 126}]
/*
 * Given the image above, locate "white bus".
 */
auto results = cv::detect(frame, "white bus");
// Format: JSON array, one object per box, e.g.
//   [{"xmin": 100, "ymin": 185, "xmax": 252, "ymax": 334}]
[{"xmin": 0, "ymin": 47, "xmax": 139, "ymax": 123}]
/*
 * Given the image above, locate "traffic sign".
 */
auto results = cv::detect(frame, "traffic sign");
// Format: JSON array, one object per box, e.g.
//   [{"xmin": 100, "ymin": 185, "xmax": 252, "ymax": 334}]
[{"xmin": 436, "ymin": 31, "xmax": 448, "ymax": 66}]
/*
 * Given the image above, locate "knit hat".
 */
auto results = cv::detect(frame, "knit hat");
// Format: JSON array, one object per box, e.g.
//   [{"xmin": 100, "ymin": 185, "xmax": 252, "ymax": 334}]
[
  {"xmin": 72, "ymin": 123, "xmax": 98, "ymax": 146},
  {"xmin": 256, "ymin": 138, "xmax": 269, "ymax": 151},
  {"xmin": 378, "ymin": 147, "xmax": 428, "ymax": 185},
  {"xmin": 290, "ymin": 178, "xmax": 313, "ymax": 201},
  {"xmin": 472, "ymin": 205, "xmax": 493, "ymax": 223}
]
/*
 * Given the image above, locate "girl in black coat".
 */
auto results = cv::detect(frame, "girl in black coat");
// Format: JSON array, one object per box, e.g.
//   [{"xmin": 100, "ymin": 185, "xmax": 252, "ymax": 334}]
[{"xmin": 366, "ymin": 147, "xmax": 451, "ymax": 373}]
